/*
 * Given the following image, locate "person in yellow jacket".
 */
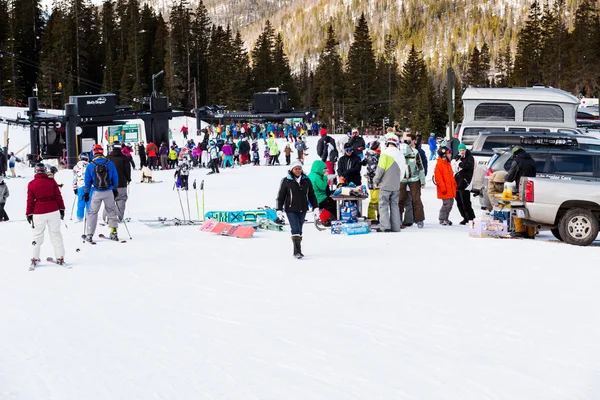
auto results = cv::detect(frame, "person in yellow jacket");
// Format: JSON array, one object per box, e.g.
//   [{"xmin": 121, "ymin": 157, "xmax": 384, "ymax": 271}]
[{"xmin": 168, "ymin": 148, "xmax": 178, "ymax": 169}]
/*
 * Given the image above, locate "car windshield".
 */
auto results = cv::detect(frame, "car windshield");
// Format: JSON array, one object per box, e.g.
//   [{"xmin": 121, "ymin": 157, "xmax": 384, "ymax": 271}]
[{"xmin": 481, "ymin": 136, "xmax": 524, "ymax": 151}]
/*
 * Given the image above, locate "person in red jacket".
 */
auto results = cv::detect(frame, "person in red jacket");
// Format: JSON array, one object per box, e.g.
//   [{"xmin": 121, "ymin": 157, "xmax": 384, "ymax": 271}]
[
  {"xmin": 146, "ymin": 142, "xmax": 159, "ymax": 170},
  {"xmin": 26, "ymin": 163, "xmax": 66, "ymax": 267},
  {"xmin": 434, "ymin": 146, "xmax": 457, "ymax": 226}
]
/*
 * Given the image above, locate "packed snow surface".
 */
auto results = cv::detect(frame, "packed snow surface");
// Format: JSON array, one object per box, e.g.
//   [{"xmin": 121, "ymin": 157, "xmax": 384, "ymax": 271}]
[{"xmin": 1, "ymin": 133, "xmax": 599, "ymax": 400}]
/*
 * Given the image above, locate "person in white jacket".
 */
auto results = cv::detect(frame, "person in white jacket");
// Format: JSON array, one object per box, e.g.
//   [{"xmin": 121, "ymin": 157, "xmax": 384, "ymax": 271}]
[{"xmin": 72, "ymin": 153, "xmax": 90, "ymax": 222}]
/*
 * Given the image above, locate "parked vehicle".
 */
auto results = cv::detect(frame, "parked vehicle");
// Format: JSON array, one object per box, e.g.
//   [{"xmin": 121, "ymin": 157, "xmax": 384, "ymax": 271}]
[
  {"xmin": 518, "ymin": 176, "xmax": 600, "ymax": 246},
  {"xmin": 470, "ymin": 131, "xmax": 599, "ymax": 198},
  {"xmin": 476, "ymin": 136, "xmax": 600, "ymax": 212},
  {"xmin": 458, "ymin": 86, "xmax": 579, "ymax": 146}
]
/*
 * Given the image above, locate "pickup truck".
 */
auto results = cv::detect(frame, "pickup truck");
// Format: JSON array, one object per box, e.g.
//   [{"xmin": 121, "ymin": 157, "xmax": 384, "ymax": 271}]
[{"xmin": 517, "ymin": 177, "xmax": 600, "ymax": 246}]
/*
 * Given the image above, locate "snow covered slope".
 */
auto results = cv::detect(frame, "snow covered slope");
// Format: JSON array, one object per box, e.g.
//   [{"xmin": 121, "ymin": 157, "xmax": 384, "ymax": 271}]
[{"xmin": 1, "ymin": 135, "xmax": 599, "ymax": 399}]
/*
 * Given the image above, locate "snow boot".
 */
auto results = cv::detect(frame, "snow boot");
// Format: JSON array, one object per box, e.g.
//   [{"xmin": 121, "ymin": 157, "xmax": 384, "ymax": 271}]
[
  {"xmin": 109, "ymin": 227, "xmax": 119, "ymax": 241},
  {"xmin": 56, "ymin": 257, "xmax": 65, "ymax": 265},
  {"xmin": 85, "ymin": 234, "xmax": 94, "ymax": 243},
  {"xmin": 292, "ymin": 235, "xmax": 303, "ymax": 258}
]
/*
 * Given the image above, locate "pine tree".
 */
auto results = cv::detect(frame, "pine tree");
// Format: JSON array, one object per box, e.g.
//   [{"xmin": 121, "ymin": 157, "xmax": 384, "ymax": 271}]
[
  {"xmin": 479, "ymin": 43, "xmax": 491, "ymax": 86},
  {"xmin": 314, "ymin": 25, "xmax": 344, "ymax": 128},
  {"xmin": 251, "ymin": 20, "xmax": 275, "ymax": 92},
  {"xmin": 228, "ymin": 31, "xmax": 252, "ymax": 110},
  {"xmin": 566, "ymin": 0, "xmax": 598, "ymax": 96},
  {"xmin": 190, "ymin": 0, "xmax": 210, "ymax": 107},
  {"xmin": 164, "ymin": 0, "xmax": 192, "ymax": 107},
  {"xmin": 376, "ymin": 34, "xmax": 399, "ymax": 121},
  {"xmin": 101, "ymin": 0, "xmax": 119, "ymax": 93},
  {"xmin": 140, "ymin": 4, "xmax": 158, "ymax": 93},
  {"xmin": 464, "ymin": 46, "xmax": 481, "ymax": 87},
  {"xmin": 345, "ymin": 13, "xmax": 377, "ymax": 126},
  {"xmin": 397, "ymin": 44, "xmax": 427, "ymax": 127},
  {"xmin": 539, "ymin": 0, "xmax": 568, "ymax": 88},
  {"xmin": 272, "ymin": 33, "xmax": 297, "ymax": 107},
  {"xmin": 151, "ymin": 13, "xmax": 167, "ymax": 94},
  {"xmin": 297, "ymin": 57, "xmax": 314, "ymax": 109},
  {"xmin": 513, "ymin": 0, "xmax": 543, "ymax": 86}
]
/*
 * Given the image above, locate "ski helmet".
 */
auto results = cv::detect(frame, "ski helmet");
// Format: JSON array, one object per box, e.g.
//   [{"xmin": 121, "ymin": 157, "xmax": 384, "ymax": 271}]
[
  {"xmin": 370, "ymin": 140, "xmax": 380, "ymax": 152},
  {"xmin": 437, "ymin": 146, "xmax": 450, "ymax": 158},
  {"xmin": 79, "ymin": 153, "xmax": 89, "ymax": 161},
  {"xmin": 48, "ymin": 166, "xmax": 58, "ymax": 175},
  {"xmin": 34, "ymin": 162, "xmax": 47, "ymax": 174},
  {"xmin": 385, "ymin": 133, "xmax": 399, "ymax": 147},
  {"xmin": 209, "ymin": 140, "xmax": 215, "ymax": 146},
  {"xmin": 430, "ymin": 132, "xmax": 436, "ymax": 137}
]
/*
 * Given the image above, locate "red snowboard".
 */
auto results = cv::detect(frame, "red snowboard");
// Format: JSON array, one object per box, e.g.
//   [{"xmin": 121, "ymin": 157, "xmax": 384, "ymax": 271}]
[{"xmin": 200, "ymin": 219, "xmax": 254, "ymax": 238}]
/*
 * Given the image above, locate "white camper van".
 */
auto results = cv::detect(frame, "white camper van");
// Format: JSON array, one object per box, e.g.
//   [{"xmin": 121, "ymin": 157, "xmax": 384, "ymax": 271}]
[{"xmin": 458, "ymin": 87, "xmax": 580, "ymax": 146}]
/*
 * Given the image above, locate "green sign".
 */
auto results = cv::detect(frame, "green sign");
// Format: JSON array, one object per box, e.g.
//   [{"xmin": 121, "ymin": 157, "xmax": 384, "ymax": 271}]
[{"xmin": 108, "ymin": 124, "xmax": 140, "ymax": 143}]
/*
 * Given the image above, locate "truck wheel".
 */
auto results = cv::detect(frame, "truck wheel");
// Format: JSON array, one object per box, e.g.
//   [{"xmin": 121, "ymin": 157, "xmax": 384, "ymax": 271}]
[
  {"xmin": 550, "ymin": 228, "xmax": 563, "ymax": 241},
  {"xmin": 558, "ymin": 208, "xmax": 599, "ymax": 246}
]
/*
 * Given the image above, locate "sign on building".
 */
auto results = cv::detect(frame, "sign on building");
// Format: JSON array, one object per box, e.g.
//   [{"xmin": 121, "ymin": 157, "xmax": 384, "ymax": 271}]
[{"xmin": 107, "ymin": 124, "xmax": 140, "ymax": 143}]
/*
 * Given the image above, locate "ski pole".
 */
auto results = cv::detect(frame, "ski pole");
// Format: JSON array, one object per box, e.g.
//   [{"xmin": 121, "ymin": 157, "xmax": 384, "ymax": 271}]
[
  {"xmin": 193, "ymin": 179, "xmax": 200, "ymax": 221},
  {"xmin": 82, "ymin": 212, "xmax": 87, "ymax": 242},
  {"xmin": 176, "ymin": 188, "xmax": 186, "ymax": 222},
  {"xmin": 70, "ymin": 195, "xmax": 76, "ymax": 220},
  {"xmin": 114, "ymin": 202, "xmax": 132, "ymax": 240},
  {"xmin": 63, "ymin": 221, "xmax": 81, "ymax": 253},
  {"xmin": 185, "ymin": 189, "xmax": 191, "ymax": 223},
  {"xmin": 201, "ymin": 180, "xmax": 205, "ymax": 221}
]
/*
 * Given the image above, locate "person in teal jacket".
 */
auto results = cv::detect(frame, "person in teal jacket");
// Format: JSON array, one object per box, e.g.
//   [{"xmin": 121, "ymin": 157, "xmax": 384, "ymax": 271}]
[{"xmin": 308, "ymin": 159, "xmax": 336, "ymax": 225}]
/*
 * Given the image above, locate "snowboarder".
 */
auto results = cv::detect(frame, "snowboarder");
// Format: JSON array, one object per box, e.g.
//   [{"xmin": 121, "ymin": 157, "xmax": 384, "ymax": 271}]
[
  {"xmin": 26, "ymin": 163, "xmax": 66, "ymax": 267},
  {"xmin": 276, "ymin": 160, "xmax": 319, "ymax": 258},
  {"xmin": 83, "ymin": 144, "xmax": 120, "ymax": 241},
  {"xmin": 105, "ymin": 141, "xmax": 131, "ymax": 222},
  {"xmin": 0, "ymin": 176, "xmax": 9, "ymax": 221},
  {"xmin": 434, "ymin": 146, "xmax": 457, "ymax": 226},
  {"xmin": 373, "ymin": 134, "xmax": 406, "ymax": 232},
  {"xmin": 72, "ymin": 153, "xmax": 91, "ymax": 222}
]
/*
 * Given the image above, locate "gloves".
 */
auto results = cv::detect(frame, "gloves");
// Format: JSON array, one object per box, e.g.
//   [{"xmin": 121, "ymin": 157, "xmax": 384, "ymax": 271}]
[
  {"xmin": 313, "ymin": 208, "xmax": 320, "ymax": 219},
  {"xmin": 113, "ymin": 189, "xmax": 118, "ymax": 198},
  {"xmin": 73, "ymin": 188, "xmax": 78, "ymax": 195},
  {"xmin": 276, "ymin": 210, "xmax": 284, "ymax": 220},
  {"xmin": 82, "ymin": 192, "xmax": 90, "ymax": 203},
  {"xmin": 59, "ymin": 210, "xmax": 65, "ymax": 220},
  {"xmin": 27, "ymin": 215, "xmax": 33, "ymax": 225}
]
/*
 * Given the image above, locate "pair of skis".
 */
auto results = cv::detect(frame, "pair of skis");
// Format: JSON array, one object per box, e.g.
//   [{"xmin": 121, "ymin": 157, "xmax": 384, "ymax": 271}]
[{"xmin": 29, "ymin": 257, "xmax": 72, "ymax": 271}]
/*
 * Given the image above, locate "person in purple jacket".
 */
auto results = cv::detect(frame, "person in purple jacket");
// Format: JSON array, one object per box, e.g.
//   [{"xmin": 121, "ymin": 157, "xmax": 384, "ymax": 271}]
[
  {"xmin": 222, "ymin": 142, "xmax": 234, "ymax": 168},
  {"xmin": 159, "ymin": 142, "xmax": 169, "ymax": 170}
]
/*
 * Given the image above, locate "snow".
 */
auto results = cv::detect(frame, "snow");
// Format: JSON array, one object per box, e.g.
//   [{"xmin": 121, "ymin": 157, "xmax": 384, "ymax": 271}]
[{"xmin": 1, "ymin": 133, "xmax": 600, "ymax": 399}]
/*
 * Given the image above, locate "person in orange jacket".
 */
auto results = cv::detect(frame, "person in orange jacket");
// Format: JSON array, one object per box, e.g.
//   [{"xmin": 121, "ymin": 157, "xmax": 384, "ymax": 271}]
[{"xmin": 434, "ymin": 146, "xmax": 457, "ymax": 226}]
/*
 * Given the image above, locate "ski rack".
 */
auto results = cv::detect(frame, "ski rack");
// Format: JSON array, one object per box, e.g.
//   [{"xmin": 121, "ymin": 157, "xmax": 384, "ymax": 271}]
[{"xmin": 519, "ymin": 136, "xmax": 578, "ymax": 148}]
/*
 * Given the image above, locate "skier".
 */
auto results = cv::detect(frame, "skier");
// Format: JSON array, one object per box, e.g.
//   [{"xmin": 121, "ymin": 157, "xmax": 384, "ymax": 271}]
[
  {"xmin": 373, "ymin": 134, "xmax": 406, "ymax": 232},
  {"xmin": 8, "ymin": 152, "xmax": 22, "ymax": 178},
  {"xmin": 105, "ymin": 141, "xmax": 131, "ymax": 222},
  {"xmin": 146, "ymin": 141, "xmax": 158, "ymax": 170},
  {"xmin": 122, "ymin": 143, "xmax": 136, "ymax": 170},
  {"xmin": 207, "ymin": 140, "xmax": 220, "ymax": 175},
  {"xmin": 83, "ymin": 144, "xmax": 120, "ymax": 242},
  {"xmin": 26, "ymin": 163, "xmax": 66, "ymax": 267},
  {"xmin": 72, "ymin": 153, "xmax": 91, "ymax": 222},
  {"xmin": 276, "ymin": 160, "xmax": 319, "ymax": 259},
  {"xmin": 174, "ymin": 158, "xmax": 191, "ymax": 190},
  {"xmin": 0, "ymin": 176, "xmax": 9, "ymax": 221},
  {"xmin": 434, "ymin": 146, "xmax": 457, "ymax": 226},
  {"xmin": 454, "ymin": 143, "xmax": 476, "ymax": 225},
  {"xmin": 295, "ymin": 136, "xmax": 307, "ymax": 164}
]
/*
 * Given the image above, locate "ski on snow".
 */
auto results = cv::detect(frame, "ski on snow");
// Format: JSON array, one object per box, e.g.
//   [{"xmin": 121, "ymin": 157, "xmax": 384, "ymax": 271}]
[
  {"xmin": 29, "ymin": 258, "xmax": 72, "ymax": 271},
  {"xmin": 98, "ymin": 234, "xmax": 127, "ymax": 243}
]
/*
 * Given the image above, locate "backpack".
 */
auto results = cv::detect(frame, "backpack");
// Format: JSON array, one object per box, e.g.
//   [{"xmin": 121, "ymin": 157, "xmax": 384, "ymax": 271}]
[{"xmin": 91, "ymin": 159, "xmax": 110, "ymax": 190}]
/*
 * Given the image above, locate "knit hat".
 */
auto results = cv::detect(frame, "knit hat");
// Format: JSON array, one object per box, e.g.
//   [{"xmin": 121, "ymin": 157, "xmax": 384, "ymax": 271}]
[
  {"xmin": 458, "ymin": 143, "xmax": 467, "ymax": 151},
  {"xmin": 289, "ymin": 160, "xmax": 303, "ymax": 170},
  {"xmin": 430, "ymin": 132, "xmax": 435, "ymax": 137},
  {"xmin": 92, "ymin": 144, "xmax": 104, "ymax": 154},
  {"xmin": 512, "ymin": 145, "xmax": 523, "ymax": 155}
]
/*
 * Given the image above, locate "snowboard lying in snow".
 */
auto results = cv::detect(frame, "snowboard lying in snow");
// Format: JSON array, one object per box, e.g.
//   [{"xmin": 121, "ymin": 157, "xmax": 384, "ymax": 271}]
[
  {"xmin": 200, "ymin": 219, "xmax": 254, "ymax": 238},
  {"xmin": 204, "ymin": 209, "xmax": 277, "ymax": 223}
]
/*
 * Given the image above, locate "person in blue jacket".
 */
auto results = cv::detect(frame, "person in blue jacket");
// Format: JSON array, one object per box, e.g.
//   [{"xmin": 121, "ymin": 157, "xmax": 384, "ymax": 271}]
[
  {"xmin": 83, "ymin": 144, "xmax": 120, "ymax": 241},
  {"xmin": 428, "ymin": 132, "xmax": 438, "ymax": 161}
]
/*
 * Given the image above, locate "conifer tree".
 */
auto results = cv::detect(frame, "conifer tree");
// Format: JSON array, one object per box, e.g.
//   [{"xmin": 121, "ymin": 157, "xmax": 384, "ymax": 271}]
[
  {"xmin": 345, "ymin": 13, "xmax": 377, "ymax": 126},
  {"xmin": 376, "ymin": 34, "xmax": 399, "ymax": 120},
  {"xmin": 314, "ymin": 25, "xmax": 344, "ymax": 127},
  {"xmin": 566, "ymin": 0, "xmax": 598, "ymax": 95},
  {"xmin": 191, "ymin": 0, "xmax": 210, "ymax": 107},
  {"xmin": 251, "ymin": 20, "xmax": 275, "ymax": 92},
  {"xmin": 228, "ymin": 31, "xmax": 252, "ymax": 110},
  {"xmin": 397, "ymin": 44, "xmax": 427, "ymax": 126},
  {"xmin": 101, "ymin": 0, "xmax": 119, "ymax": 93},
  {"xmin": 479, "ymin": 43, "xmax": 491, "ymax": 86},
  {"xmin": 272, "ymin": 33, "xmax": 297, "ymax": 106},
  {"xmin": 297, "ymin": 57, "xmax": 314, "ymax": 109},
  {"xmin": 0, "ymin": 0, "xmax": 10, "ymax": 105},
  {"xmin": 540, "ymin": 0, "xmax": 568, "ymax": 88},
  {"xmin": 151, "ymin": 13, "xmax": 167, "ymax": 93},
  {"xmin": 465, "ymin": 46, "xmax": 481, "ymax": 87},
  {"xmin": 513, "ymin": 0, "xmax": 543, "ymax": 86}
]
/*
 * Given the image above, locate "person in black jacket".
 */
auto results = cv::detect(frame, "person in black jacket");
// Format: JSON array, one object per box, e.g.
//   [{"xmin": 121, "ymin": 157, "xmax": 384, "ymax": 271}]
[
  {"xmin": 505, "ymin": 145, "xmax": 536, "ymax": 190},
  {"xmin": 276, "ymin": 160, "xmax": 319, "ymax": 259},
  {"xmin": 454, "ymin": 143, "xmax": 476, "ymax": 224},
  {"xmin": 337, "ymin": 145, "xmax": 362, "ymax": 186},
  {"xmin": 347, "ymin": 129, "xmax": 366, "ymax": 159},
  {"xmin": 506, "ymin": 145, "xmax": 537, "ymax": 238},
  {"xmin": 138, "ymin": 141, "xmax": 147, "ymax": 168},
  {"xmin": 104, "ymin": 141, "xmax": 131, "ymax": 222}
]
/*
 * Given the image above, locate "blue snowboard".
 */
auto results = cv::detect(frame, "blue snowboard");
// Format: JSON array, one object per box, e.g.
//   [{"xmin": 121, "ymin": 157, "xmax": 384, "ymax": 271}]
[{"xmin": 204, "ymin": 209, "xmax": 278, "ymax": 223}]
